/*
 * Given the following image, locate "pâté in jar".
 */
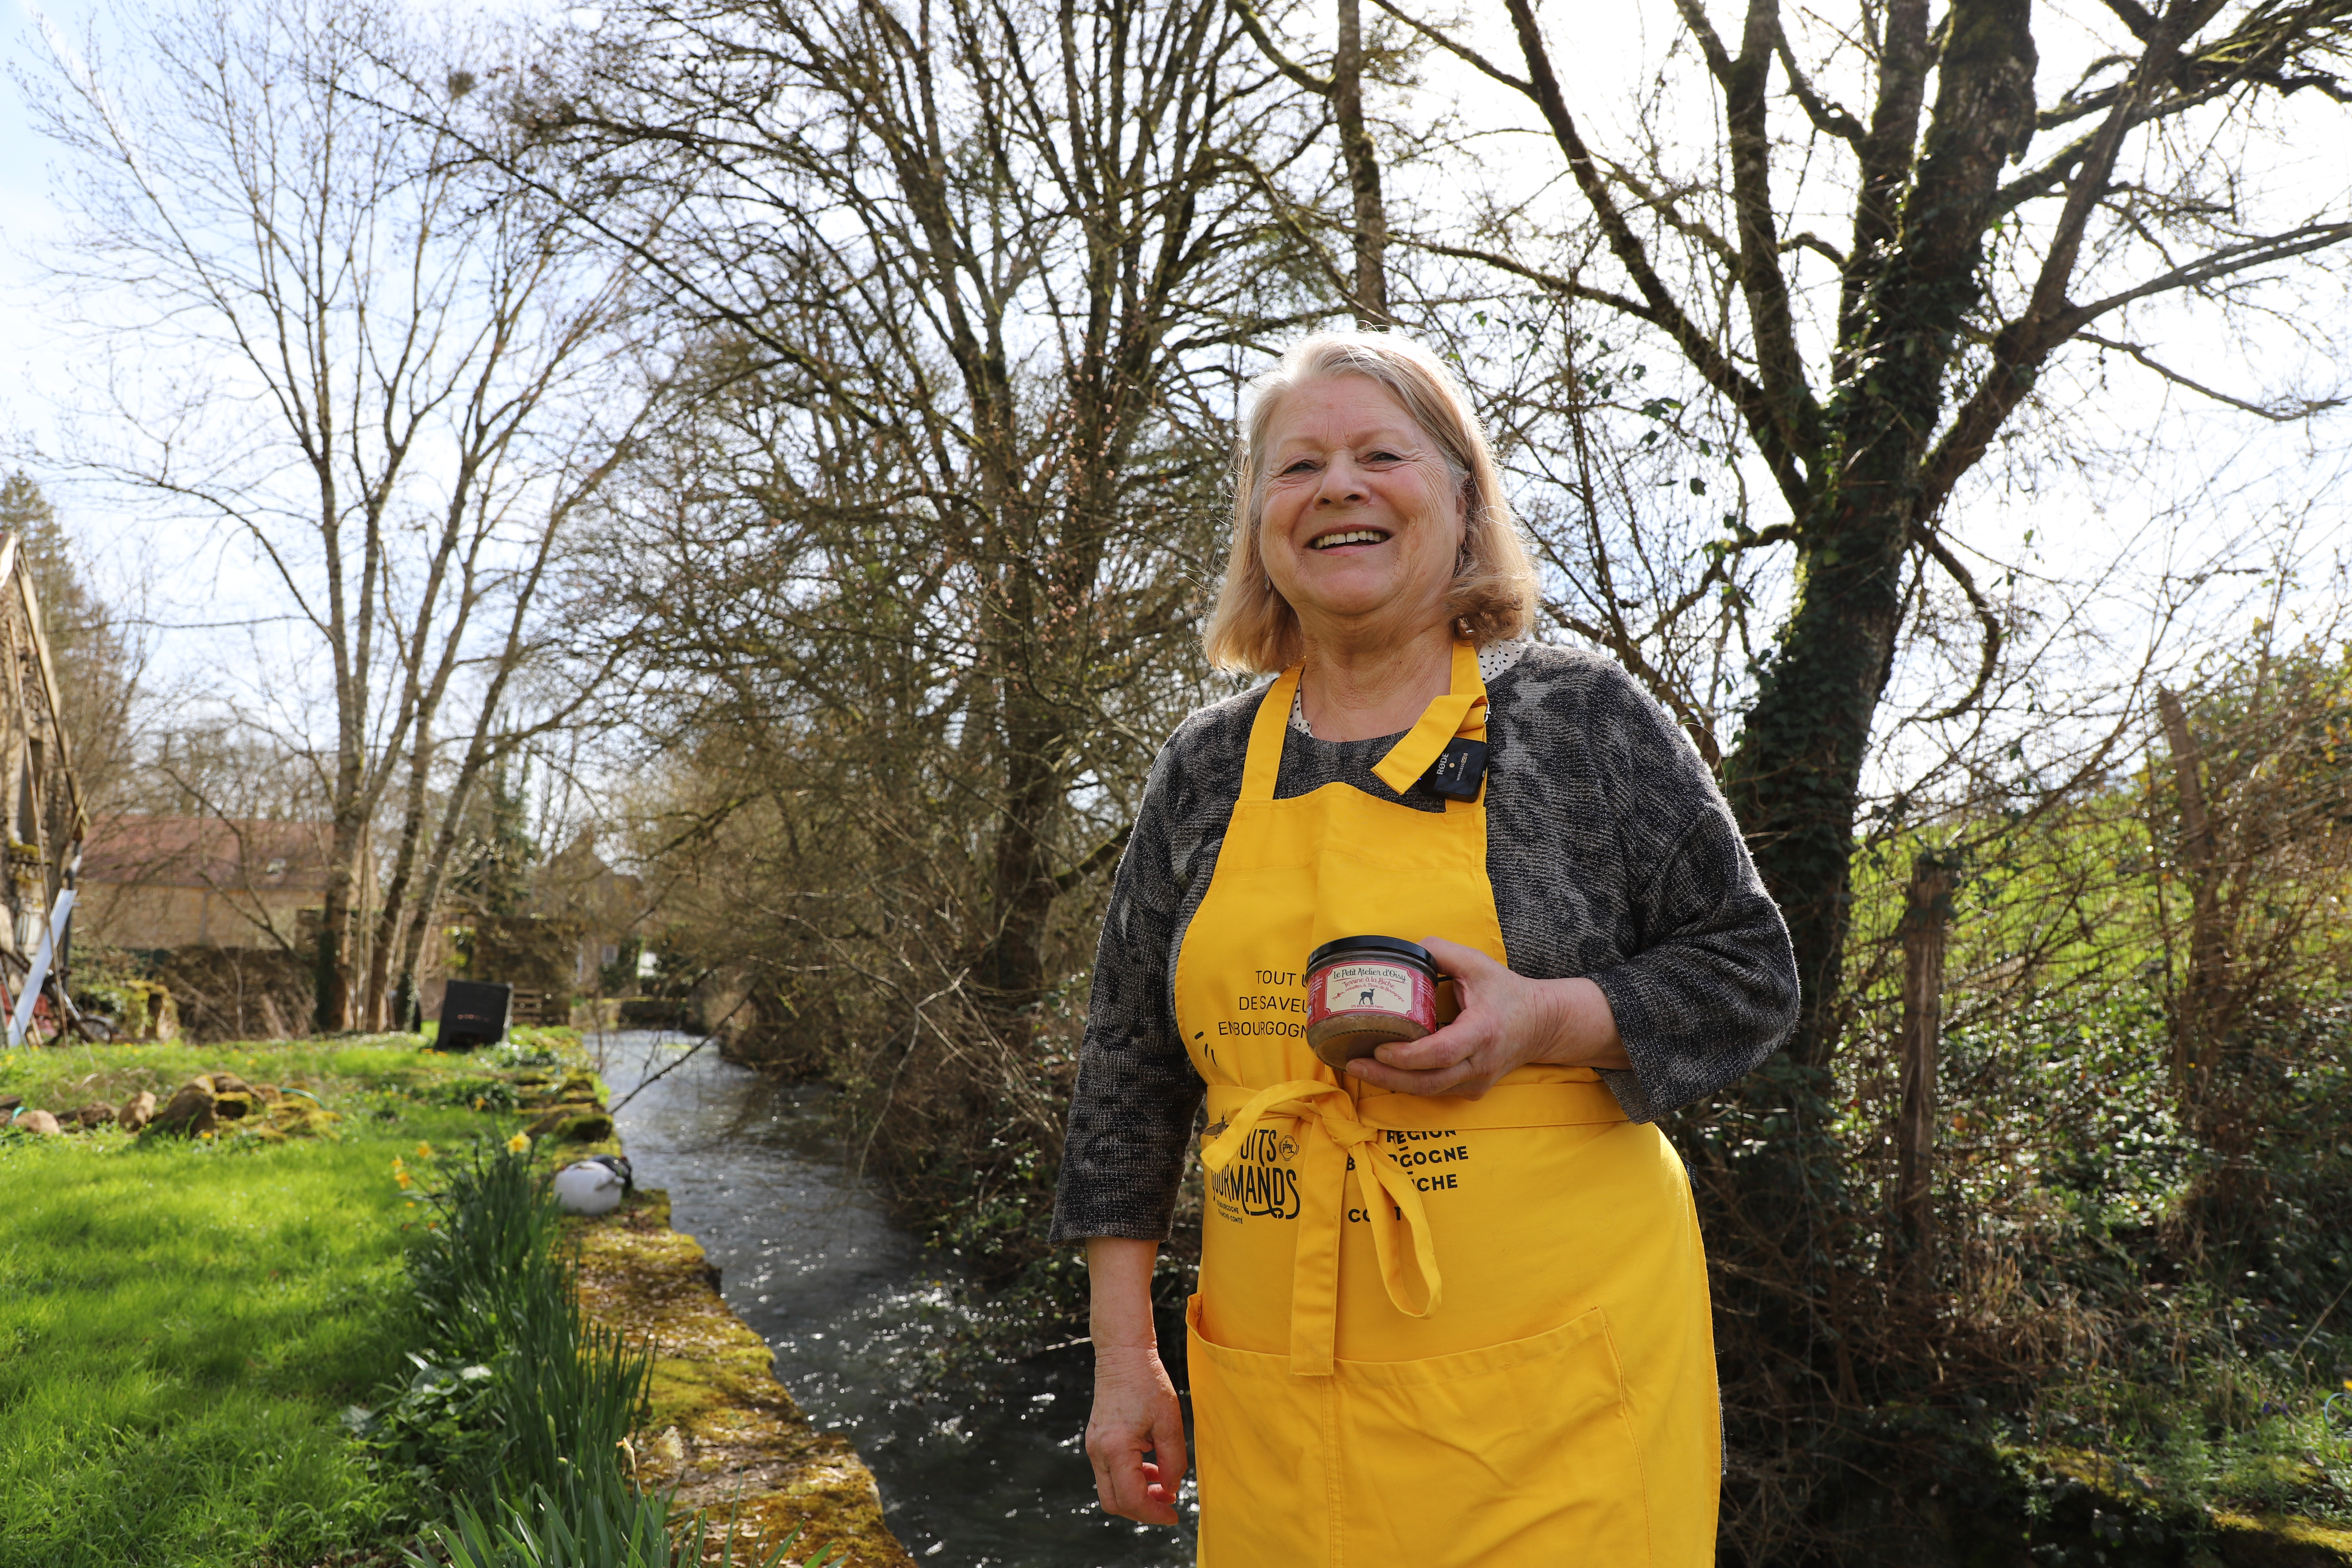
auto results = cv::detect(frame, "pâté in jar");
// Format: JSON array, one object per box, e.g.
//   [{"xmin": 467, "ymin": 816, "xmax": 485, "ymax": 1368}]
[{"xmin": 1304, "ymin": 936, "xmax": 1446, "ymax": 1069}]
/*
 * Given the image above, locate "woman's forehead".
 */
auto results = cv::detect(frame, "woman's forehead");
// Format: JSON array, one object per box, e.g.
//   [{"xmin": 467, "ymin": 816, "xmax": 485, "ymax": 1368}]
[{"xmin": 1262, "ymin": 375, "xmax": 1427, "ymax": 448}]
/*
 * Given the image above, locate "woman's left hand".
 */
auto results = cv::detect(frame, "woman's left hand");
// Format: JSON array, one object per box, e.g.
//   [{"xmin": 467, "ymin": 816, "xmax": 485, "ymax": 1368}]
[{"xmin": 1343, "ymin": 936, "xmax": 1630, "ymax": 1098}]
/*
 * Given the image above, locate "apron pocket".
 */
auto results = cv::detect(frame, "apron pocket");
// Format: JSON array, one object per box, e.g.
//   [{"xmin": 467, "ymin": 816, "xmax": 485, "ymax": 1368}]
[
  {"xmin": 1189, "ymin": 1297, "xmax": 1653, "ymax": 1568},
  {"xmin": 1188, "ymin": 1295, "xmax": 1332, "ymax": 1565},
  {"xmin": 1332, "ymin": 1306, "xmax": 1653, "ymax": 1568}
]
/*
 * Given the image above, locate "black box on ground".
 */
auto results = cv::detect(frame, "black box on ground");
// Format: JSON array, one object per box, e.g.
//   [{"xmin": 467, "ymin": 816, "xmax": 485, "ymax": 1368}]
[{"xmin": 438, "ymin": 981, "xmax": 513, "ymax": 1050}]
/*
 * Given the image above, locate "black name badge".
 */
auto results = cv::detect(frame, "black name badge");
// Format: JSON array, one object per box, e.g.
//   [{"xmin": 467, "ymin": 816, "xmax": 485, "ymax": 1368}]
[{"xmin": 1422, "ymin": 737, "xmax": 1489, "ymax": 801}]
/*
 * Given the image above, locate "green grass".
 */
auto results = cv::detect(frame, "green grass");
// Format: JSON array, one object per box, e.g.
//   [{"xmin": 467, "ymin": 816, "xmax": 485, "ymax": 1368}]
[{"xmin": 0, "ymin": 1032, "xmax": 579, "ymax": 1568}]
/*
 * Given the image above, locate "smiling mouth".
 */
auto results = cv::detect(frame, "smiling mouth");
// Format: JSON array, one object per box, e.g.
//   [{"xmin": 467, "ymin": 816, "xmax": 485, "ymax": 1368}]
[{"xmin": 1309, "ymin": 528, "xmax": 1391, "ymax": 550}]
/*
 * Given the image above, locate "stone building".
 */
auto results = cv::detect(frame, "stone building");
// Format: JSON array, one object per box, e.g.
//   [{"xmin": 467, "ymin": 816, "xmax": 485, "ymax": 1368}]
[{"xmin": 76, "ymin": 814, "xmax": 351, "ymax": 951}]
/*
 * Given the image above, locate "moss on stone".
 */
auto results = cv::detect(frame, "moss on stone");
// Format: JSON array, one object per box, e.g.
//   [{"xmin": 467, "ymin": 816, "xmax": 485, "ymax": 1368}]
[
  {"xmin": 573, "ymin": 1190, "xmax": 914, "ymax": 1568},
  {"xmin": 526, "ymin": 1104, "xmax": 616, "ymax": 1143},
  {"xmin": 2210, "ymin": 1512, "xmax": 2352, "ymax": 1566}
]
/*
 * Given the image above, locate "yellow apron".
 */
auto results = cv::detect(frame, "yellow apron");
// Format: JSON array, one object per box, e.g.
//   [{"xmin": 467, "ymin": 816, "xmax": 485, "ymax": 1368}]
[{"xmin": 1178, "ymin": 641, "xmax": 1719, "ymax": 1566}]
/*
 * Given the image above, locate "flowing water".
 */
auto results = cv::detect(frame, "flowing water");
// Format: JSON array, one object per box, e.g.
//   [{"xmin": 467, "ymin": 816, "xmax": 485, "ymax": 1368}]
[{"xmin": 596, "ymin": 1030, "xmax": 1198, "ymax": 1568}]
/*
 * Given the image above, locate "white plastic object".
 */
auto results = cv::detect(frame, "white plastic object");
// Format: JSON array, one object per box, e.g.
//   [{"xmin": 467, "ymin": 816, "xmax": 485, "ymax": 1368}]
[{"xmin": 553, "ymin": 1159, "xmax": 627, "ymax": 1215}]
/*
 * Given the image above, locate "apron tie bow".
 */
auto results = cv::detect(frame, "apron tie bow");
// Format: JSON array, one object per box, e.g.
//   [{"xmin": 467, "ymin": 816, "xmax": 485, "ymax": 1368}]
[{"xmin": 1202, "ymin": 1078, "xmax": 1444, "ymax": 1374}]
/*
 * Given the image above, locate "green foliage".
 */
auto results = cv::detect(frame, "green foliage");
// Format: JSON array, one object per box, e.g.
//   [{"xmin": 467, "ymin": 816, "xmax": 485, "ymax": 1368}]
[
  {"xmin": 355, "ymin": 1142, "xmax": 652, "ymax": 1513},
  {"xmin": 412, "ymin": 1478, "xmax": 835, "ymax": 1568}
]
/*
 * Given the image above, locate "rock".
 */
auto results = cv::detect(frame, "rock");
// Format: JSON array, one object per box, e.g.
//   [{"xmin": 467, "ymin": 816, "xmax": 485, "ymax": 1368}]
[
  {"xmin": 0, "ymin": 1095, "xmax": 20, "ymax": 1115},
  {"xmin": 146, "ymin": 1080, "xmax": 218, "ymax": 1138},
  {"xmin": 16, "ymin": 1109, "xmax": 61, "ymax": 1136},
  {"xmin": 206, "ymin": 1071, "xmax": 252, "ymax": 1095},
  {"xmin": 260, "ymin": 1100, "xmax": 337, "ymax": 1139},
  {"xmin": 555, "ymin": 1073, "xmax": 605, "ymax": 1107},
  {"xmin": 250, "ymin": 1083, "xmax": 280, "ymax": 1102},
  {"xmin": 64, "ymin": 1104, "xmax": 117, "ymax": 1130},
  {"xmin": 118, "ymin": 1090, "xmax": 157, "ymax": 1133},
  {"xmin": 525, "ymin": 1103, "xmax": 616, "ymax": 1144}
]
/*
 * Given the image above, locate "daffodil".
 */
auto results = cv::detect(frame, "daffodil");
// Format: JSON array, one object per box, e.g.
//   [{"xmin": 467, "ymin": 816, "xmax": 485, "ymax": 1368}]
[
  {"xmin": 472, "ymin": 1096, "xmax": 485, "ymax": 1112},
  {"xmin": 506, "ymin": 1132, "xmax": 531, "ymax": 1154},
  {"xmin": 415, "ymin": 1141, "xmax": 434, "ymax": 1159}
]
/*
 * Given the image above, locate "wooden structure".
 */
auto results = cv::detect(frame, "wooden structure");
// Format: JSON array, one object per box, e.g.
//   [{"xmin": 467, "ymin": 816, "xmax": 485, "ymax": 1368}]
[
  {"xmin": 1895, "ymin": 851, "xmax": 1955, "ymax": 1279},
  {"xmin": 0, "ymin": 530, "xmax": 87, "ymax": 983}
]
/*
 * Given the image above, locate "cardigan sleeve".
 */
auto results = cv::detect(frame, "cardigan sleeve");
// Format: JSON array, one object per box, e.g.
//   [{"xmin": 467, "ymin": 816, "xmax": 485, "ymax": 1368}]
[
  {"xmin": 1579, "ymin": 672, "xmax": 1800, "ymax": 1121},
  {"xmin": 1048, "ymin": 732, "xmax": 1211, "ymax": 1243}
]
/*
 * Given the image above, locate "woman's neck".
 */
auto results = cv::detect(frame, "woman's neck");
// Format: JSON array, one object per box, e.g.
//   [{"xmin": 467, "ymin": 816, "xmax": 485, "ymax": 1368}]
[{"xmin": 1295, "ymin": 619, "xmax": 1458, "ymax": 742}]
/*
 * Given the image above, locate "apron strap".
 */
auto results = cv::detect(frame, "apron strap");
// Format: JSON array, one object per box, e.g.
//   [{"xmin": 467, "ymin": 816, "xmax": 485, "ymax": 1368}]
[
  {"xmin": 1245, "ymin": 643, "xmax": 1490, "ymax": 805},
  {"xmin": 1239, "ymin": 667, "xmax": 1305, "ymax": 803},
  {"xmin": 1370, "ymin": 642, "xmax": 1489, "ymax": 798}
]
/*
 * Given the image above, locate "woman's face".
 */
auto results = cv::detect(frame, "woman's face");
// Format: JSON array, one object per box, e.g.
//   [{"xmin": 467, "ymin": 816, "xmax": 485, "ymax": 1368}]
[{"xmin": 1258, "ymin": 375, "xmax": 1465, "ymax": 643}]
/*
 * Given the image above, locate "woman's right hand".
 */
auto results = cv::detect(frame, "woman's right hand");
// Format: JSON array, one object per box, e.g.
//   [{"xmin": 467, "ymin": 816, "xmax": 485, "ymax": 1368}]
[
  {"xmin": 1085, "ymin": 1343, "xmax": 1188, "ymax": 1524},
  {"xmin": 1083, "ymin": 1236, "xmax": 1187, "ymax": 1524}
]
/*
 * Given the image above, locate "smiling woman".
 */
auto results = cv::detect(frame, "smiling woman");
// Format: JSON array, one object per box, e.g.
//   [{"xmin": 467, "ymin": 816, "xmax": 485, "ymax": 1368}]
[
  {"xmin": 1204, "ymin": 336, "xmax": 1534, "ymax": 713},
  {"xmin": 1053, "ymin": 330, "xmax": 1802, "ymax": 1566}
]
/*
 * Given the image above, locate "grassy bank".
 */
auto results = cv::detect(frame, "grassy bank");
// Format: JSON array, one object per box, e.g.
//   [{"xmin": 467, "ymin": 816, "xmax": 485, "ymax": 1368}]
[{"xmin": 0, "ymin": 1030, "xmax": 582, "ymax": 1568}]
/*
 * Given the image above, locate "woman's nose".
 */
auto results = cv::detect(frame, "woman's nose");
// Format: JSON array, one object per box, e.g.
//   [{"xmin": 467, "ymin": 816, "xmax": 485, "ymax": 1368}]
[{"xmin": 1316, "ymin": 458, "xmax": 1366, "ymax": 504}]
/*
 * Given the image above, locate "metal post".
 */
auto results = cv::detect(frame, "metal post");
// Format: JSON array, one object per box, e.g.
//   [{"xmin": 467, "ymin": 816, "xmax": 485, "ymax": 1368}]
[{"xmin": 8, "ymin": 888, "xmax": 76, "ymax": 1047}]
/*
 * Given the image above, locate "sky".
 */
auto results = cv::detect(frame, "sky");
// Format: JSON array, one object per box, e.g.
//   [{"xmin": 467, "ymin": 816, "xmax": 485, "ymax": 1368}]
[{"xmin": 1, "ymin": 0, "xmax": 2347, "ymax": 770}]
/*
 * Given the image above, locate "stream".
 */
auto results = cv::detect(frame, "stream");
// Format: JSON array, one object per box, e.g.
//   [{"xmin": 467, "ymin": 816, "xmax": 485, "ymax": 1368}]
[{"xmin": 595, "ymin": 1029, "xmax": 1198, "ymax": 1568}]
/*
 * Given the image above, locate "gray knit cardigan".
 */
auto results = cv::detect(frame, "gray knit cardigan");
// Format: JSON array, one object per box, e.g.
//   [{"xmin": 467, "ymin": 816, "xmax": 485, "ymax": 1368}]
[{"xmin": 1048, "ymin": 640, "xmax": 1800, "ymax": 1244}]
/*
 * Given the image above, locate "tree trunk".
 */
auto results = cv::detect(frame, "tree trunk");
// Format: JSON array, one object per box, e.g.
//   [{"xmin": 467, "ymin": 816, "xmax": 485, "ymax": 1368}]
[
  {"xmin": 1896, "ymin": 851, "xmax": 1953, "ymax": 1276},
  {"xmin": 362, "ymin": 722, "xmax": 436, "ymax": 1030},
  {"xmin": 315, "ymin": 811, "xmax": 364, "ymax": 1032},
  {"xmin": 1331, "ymin": 0, "xmax": 1388, "ymax": 325},
  {"xmin": 1724, "ymin": 0, "xmax": 2037, "ymax": 1068}
]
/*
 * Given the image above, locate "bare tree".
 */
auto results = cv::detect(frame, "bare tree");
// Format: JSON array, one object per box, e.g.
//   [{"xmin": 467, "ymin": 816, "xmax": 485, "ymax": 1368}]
[
  {"xmin": 27, "ymin": 0, "xmax": 655, "ymax": 1028},
  {"xmin": 1387, "ymin": 0, "xmax": 2352, "ymax": 1067},
  {"xmin": 497, "ymin": 0, "xmax": 1340, "ymax": 1050}
]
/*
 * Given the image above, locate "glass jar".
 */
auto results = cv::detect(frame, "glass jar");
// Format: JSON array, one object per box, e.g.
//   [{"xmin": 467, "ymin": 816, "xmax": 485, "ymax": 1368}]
[{"xmin": 1303, "ymin": 935, "xmax": 1443, "ymax": 1069}]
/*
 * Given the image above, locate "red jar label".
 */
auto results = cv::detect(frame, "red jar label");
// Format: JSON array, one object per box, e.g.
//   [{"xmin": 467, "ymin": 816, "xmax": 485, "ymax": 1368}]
[{"xmin": 1307, "ymin": 959, "xmax": 1434, "ymax": 1031}]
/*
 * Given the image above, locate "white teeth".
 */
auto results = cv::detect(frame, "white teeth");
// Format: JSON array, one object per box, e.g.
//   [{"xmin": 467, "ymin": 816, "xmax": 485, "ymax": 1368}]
[{"xmin": 1311, "ymin": 529, "xmax": 1388, "ymax": 549}]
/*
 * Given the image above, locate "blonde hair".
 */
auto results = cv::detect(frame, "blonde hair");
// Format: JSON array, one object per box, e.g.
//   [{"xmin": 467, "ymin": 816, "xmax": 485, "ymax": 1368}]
[{"xmin": 1202, "ymin": 330, "xmax": 1537, "ymax": 674}]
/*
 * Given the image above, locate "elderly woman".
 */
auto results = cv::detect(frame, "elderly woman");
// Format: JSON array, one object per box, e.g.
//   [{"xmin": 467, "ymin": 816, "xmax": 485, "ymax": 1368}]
[{"xmin": 1050, "ymin": 331, "xmax": 1799, "ymax": 1565}]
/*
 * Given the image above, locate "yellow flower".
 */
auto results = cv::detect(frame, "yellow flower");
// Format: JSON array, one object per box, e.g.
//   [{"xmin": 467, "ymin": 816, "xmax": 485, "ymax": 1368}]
[
  {"xmin": 415, "ymin": 1141, "xmax": 434, "ymax": 1160},
  {"xmin": 472, "ymin": 1096, "xmax": 485, "ymax": 1112},
  {"xmin": 506, "ymin": 1132, "xmax": 531, "ymax": 1154},
  {"xmin": 395, "ymin": 1170, "xmax": 412, "ymax": 1189}
]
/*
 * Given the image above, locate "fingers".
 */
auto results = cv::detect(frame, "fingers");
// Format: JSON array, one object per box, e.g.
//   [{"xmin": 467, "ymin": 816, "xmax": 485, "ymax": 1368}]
[
  {"xmin": 1086, "ymin": 1351, "xmax": 1185, "ymax": 1525},
  {"xmin": 1349, "ymin": 1046, "xmax": 1480, "ymax": 1097},
  {"xmin": 1149, "ymin": 1385, "xmax": 1190, "ymax": 1514},
  {"xmin": 1367, "ymin": 1016, "xmax": 1481, "ymax": 1073}
]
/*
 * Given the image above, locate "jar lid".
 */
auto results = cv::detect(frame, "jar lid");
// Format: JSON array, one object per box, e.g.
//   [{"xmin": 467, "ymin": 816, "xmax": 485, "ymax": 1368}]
[{"xmin": 1305, "ymin": 934, "xmax": 1436, "ymax": 974}]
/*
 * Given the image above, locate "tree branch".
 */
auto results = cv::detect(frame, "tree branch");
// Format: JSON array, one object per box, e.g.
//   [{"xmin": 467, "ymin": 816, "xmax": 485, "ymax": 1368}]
[
  {"xmin": 1362, "ymin": 0, "xmax": 1530, "ymax": 92},
  {"xmin": 1228, "ymin": 0, "xmax": 1331, "ymax": 95},
  {"xmin": 1908, "ymin": 521, "xmax": 2003, "ymax": 723},
  {"xmin": 1773, "ymin": 23, "xmax": 1865, "ymax": 142},
  {"xmin": 2078, "ymin": 329, "xmax": 2346, "ymax": 420}
]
